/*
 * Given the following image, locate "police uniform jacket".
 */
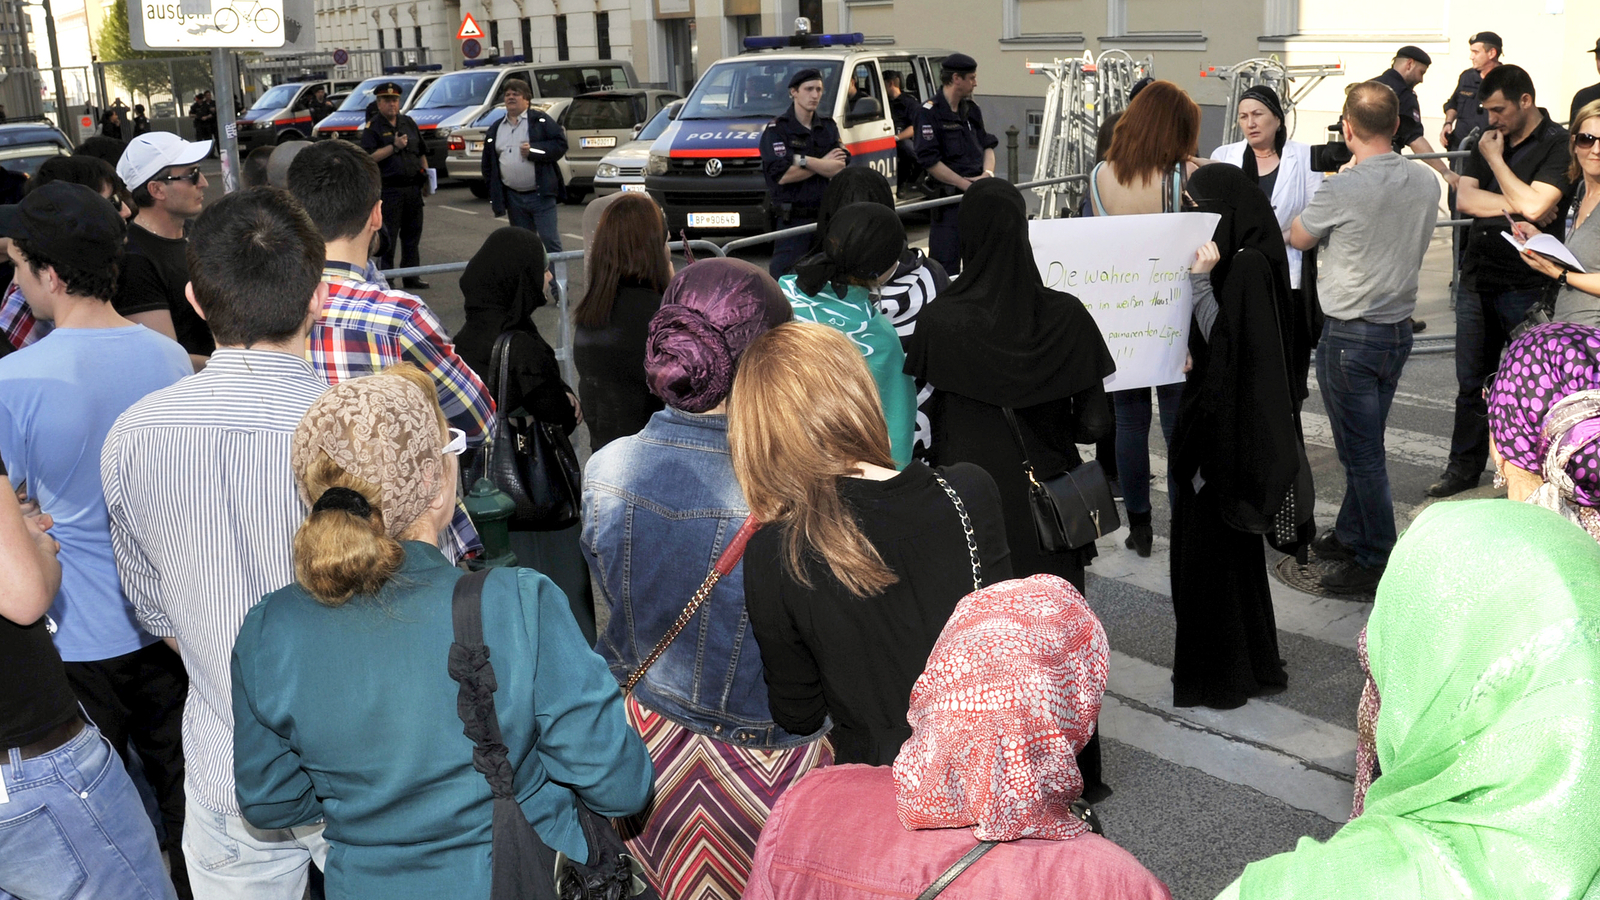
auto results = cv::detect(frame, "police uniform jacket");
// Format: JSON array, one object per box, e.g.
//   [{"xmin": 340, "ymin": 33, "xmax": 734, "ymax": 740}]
[
  {"xmin": 889, "ymin": 91, "xmax": 921, "ymax": 135},
  {"xmin": 912, "ymin": 93, "xmax": 999, "ymax": 178},
  {"xmin": 1444, "ymin": 67, "xmax": 1490, "ymax": 149},
  {"xmin": 481, "ymin": 107, "xmax": 567, "ymax": 213},
  {"xmin": 1373, "ymin": 68, "xmax": 1425, "ymax": 149},
  {"xmin": 360, "ymin": 112, "xmax": 427, "ymax": 188},
  {"xmin": 759, "ymin": 104, "xmax": 848, "ymax": 213}
]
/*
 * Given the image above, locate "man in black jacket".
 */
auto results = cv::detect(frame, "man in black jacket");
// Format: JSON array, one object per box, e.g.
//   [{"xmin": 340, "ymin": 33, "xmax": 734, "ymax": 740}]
[
  {"xmin": 361, "ymin": 81, "xmax": 429, "ymax": 288},
  {"xmin": 482, "ymin": 78, "xmax": 567, "ymax": 256}
]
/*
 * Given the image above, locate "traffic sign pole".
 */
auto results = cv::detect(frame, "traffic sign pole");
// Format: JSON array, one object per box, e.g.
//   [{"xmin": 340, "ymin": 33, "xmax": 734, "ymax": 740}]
[{"xmin": 212, "ymin": 48, "xmax": 240, "ymax": 194}]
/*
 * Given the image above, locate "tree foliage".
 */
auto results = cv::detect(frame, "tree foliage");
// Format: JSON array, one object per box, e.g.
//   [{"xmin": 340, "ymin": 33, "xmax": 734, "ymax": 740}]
[{"xmin": 96, "ymin": 0, "xmax": 211, "ymax": 109}]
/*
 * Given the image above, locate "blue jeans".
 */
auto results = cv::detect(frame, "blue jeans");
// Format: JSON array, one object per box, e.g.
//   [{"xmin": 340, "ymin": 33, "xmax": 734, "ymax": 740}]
[
  {"xmin": 1448, "ymin": 285, "xmax": 1545, "ymax": 478},
  {"xmin": 0, "ymin": 723, "xmax": 177, "ymax": 900},
  {"xmin": 1113, "ymin": 383, "xmax": 1182, "ymax": 518},
  {"xmin": 1317, "ymin": 318, "xmax": 1413, "ymax": 568},
  {"xmin": 505, "ymin": 189, "xmax": 563, "ymax": 256},
  {"xmin": 182, "ymin": 794, "xmax": 326, "ymax": 900}
]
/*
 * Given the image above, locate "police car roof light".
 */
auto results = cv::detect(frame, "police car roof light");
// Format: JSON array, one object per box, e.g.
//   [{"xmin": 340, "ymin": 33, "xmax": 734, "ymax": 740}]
[
  {"xmin": 741, "ymin": 32, "xmax": 864, "ymax": 51},
  {"xmin": 462, "ymin": 55, "xmax": 527, "ymax": 68},
  {"xmin": 287, "ymin": 73, "xmax": 329, "ymax": 83}
]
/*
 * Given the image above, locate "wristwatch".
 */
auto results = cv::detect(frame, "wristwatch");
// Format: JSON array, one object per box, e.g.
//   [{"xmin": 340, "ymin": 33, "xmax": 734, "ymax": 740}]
[
  {"xmin": 1559, "ymin": 270, "xmax": 1569, "ymax": 288},
  {"xmin": 797, "ymin": 155, "xmax": 808, "ymax": 169}
]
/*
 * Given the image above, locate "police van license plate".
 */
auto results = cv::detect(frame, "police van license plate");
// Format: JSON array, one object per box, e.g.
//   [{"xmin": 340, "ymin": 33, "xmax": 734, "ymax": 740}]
[
  {"xmin": 580, "ymin": 136, "xmax": 616, "ymax": 149},
  {"xmin": 687, "ymin": 213, "xmax": 739, "ymax": 228},
  {"xmin": 620, "ymin": 184, "xmax": 646, "ymax": 192}
]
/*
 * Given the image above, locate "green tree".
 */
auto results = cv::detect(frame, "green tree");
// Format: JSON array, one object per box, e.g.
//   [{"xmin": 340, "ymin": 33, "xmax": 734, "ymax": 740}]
[{"xmin": 96, "ymin": 0, "xmax": 210, "ymax": 112}]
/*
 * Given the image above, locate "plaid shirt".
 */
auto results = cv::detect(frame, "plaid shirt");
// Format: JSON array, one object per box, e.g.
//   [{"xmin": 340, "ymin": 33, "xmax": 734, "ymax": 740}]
[
  {"xmin": 314, "ymin": 260, "xmax": 496, "ymax": 559},
  {"xmin": 0, "ymin": 282, "xmax": 49, "ymax": 350}
]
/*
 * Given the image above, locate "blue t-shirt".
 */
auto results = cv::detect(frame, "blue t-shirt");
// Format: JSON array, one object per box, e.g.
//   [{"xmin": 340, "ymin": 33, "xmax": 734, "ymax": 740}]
[{"xmin": 0, "ymin": 325, "xmax": 192, "ymax": 662}]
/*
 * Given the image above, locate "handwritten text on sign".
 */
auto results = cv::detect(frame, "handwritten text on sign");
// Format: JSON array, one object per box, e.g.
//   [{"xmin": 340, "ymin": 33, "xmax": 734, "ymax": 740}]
[{"xmin": 1027, "ymin": 212, "xmax": 1220, "ymax": 391}]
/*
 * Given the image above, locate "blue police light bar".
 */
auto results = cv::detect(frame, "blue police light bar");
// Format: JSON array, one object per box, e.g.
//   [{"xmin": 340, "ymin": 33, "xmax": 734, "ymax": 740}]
[{"xmin": 742, "ymin": 32, "xmax": 863, "ymax": 51}]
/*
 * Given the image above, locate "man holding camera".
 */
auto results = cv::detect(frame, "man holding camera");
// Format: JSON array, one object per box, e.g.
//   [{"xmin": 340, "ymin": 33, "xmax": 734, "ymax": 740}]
[
  {"xmin": 1288, "ymin": 82, "xmax": 1440, "ymax": 593},
  {"xmin": 1430, "ymin": 64, "xmax": 1571, "ymax": 499}
]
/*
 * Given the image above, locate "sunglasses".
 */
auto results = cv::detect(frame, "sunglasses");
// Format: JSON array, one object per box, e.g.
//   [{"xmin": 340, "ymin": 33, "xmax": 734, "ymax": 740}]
[
  {"xmin": 1575, "ymin": 133, "xmax": 1600, "ymax": 151},
  {"xmin": 152, "ymin": 169, "xmax": 203, "ymax": 186},
  {"xmin": 442, "ymin": 427, "xmax": 467, "ymax": 456}
]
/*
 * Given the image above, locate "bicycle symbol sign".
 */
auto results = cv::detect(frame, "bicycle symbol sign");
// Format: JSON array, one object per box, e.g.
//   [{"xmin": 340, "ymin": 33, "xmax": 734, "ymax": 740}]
[{"xmin": 139, "ymin": 0, "xmax": 286, "ymax": 48}]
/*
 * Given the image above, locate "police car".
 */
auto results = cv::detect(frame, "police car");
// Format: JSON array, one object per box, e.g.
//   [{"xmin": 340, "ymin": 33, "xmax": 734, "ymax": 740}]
[
  {"xmin": 644, "ymin": 31, "xmax": 949, "ymax": 235},
  {"xmin": 311, "ymin": 67, "xmax": 442, "ymax": 143},
  {"xmin": 236, "ymin": 74, "xmax": 334, "ymax": 151},
  {"xmin": 410, "ymin": 58, "xmax": 639, "ymax": 177}
]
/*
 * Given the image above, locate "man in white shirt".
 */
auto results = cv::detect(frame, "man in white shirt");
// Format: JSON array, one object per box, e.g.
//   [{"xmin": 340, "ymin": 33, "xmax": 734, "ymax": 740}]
[{"xmin": 482, "ymin": 78, "xmax": 567, "ymax": 256}]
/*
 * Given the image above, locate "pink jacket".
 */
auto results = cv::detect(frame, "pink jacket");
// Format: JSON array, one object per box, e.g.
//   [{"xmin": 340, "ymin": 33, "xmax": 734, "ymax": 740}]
[{"xmin": 743, "ymin": 766, "xmax": 1173, "ymax": 900}]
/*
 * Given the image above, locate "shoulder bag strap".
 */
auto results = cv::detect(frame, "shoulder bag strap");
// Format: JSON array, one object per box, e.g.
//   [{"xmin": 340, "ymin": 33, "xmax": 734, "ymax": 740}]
[
  {"xmin": 490, "ymin": 331, "xmax": 515, "ymax": 414},
  {"xmin": 1088, "ymin": 161, "xmax": 1108, "ymax": 217},
  {"xmin": 916, "ymin": 841, "xmax": 1000, "ymax": 900},
  {"xmin": 623, "ymin": 514, "xmax": 762, "ymax": 694},
  {"xmin": 930, "ymin": 472, "xmax": 982, "ymax": 592},
  {"xmin": 1001, "ymin": 407, "xmax": 1043, "ymax": 488}
]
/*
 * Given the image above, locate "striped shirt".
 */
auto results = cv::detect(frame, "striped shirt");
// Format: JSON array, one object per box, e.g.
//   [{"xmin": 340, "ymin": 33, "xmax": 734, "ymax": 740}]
[
  {"xmin": 101, "ymin": 349, "xmax": 328, "ymax": 817},
  {"xmin": 314, "ymin": 260, "xmax": 494, "ymax": 560},
  {"xmin": 0, "ymin": 282, "xmax": 49, "ymax": 350}
]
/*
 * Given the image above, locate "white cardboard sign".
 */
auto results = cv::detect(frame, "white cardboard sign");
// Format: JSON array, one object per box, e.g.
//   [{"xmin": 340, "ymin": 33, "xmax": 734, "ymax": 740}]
[
  {"xmin": 1027, "ymin": 212, "xmax": 1221, "ymax": 391},
  {"xmin": 137, "ymin": 0, "xmax": 286, "ymax": 48}
]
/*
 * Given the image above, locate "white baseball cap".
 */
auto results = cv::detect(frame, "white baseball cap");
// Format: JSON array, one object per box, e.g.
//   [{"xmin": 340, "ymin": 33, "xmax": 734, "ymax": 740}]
[{"xmin": 117, "ymin": 132, "xmax": 213, "ymax": 191}]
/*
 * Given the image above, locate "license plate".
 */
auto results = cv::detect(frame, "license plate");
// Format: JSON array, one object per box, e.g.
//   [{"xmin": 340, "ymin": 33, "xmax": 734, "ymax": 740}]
[
  {"xmin": 687, "ymin": 212, "xmax": 740, "ymax": 228},
  {"xmin": 620, "ymin": 184, "xmax": 646, "ymax": 192},
  {"xmin": 469, "ymin": 140, "xmax": 483, "ymax": 153},
  {"xmin": 580, "ymin": 136, "xmax": 617, "ymax": 149}
]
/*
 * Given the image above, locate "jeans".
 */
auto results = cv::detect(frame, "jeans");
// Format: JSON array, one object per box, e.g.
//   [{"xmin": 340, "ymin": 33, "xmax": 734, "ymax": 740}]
[
  {"xmin": 378, "ymin": 185, "xmax": 424, "ymax": 271},
  {"xmin": 768, "ymin": 216, "xmax": 814, "ymax": 280},
  {"xmin": 0, "ymin": 723, "xmax": 177, "ymax": 900},
  {"xmin": 182, "ymin": 795, "xmax": 327, "ymax": 900},
  {"xmin": 1317, "ymin": 318, "xmax": 1413, "ymax": 568},
  {"xmin": 1448, "ymin": 285, "xmax": 1545, "ymax": 478},
  {"xmin": 1113, "ymin": 383, "xmax": 1183, "ymax": 519},
  {"xmin": 504, "ymin": 189, "xmax": 563, "ymax": 256}
]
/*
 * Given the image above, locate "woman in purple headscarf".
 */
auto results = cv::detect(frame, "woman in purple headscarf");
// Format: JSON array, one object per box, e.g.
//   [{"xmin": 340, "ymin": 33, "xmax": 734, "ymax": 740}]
[{"xmin": 578, "ymin": 258, "xmax": 828, "ymax": 900}]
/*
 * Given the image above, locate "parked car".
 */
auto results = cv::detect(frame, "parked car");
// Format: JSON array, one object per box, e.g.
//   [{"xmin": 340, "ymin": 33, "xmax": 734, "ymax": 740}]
[
  {"xmin": 0, "ymin": 120, "xmax": 72, "ymax": 179},
  {"xmin": 560, "ymin": 89, "xmax": 680, "ymax": 203},
  {"xmin": 311, "ymin": 68, "xmax": 442, "ymax": 143},
  {"xmin": 593, "ymin": 99, "xmax": 684, "ymax": 197},
  {"xmin": 443, "ymin": 98, "xmax": 573, "ymax": 200},
  {"xmin": 236, "ymin": 75, "xmax": 332, "ymax": 150}
]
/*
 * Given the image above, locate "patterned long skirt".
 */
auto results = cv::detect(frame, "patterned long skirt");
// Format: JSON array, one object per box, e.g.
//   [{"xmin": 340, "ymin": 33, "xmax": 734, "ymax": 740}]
[{"xmin": 619, "ymin": 696, "xmax": 832, "ymax": 900}]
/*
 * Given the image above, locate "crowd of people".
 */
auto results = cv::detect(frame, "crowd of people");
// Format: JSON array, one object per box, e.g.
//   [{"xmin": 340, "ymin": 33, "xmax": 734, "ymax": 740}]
[{"xmin": 3, "ymin": 38, "xmax": 1600, "ymax": 900}]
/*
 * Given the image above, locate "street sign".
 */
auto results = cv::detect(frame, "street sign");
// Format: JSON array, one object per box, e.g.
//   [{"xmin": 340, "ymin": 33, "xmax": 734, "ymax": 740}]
[
  {"xmin": 462, "ymin": 38, "xmax": 481, "ymax": 59},
  {"xmin": 457, "ymin": 13, "xmax": 484, "ymax": 40},
  {"xmin": 135, "ymin": 0, "xmax": 287, "ymax": 48},
  {"xmin": 332, "ymin": 47, "xmax": 349, "ymax": 65}
]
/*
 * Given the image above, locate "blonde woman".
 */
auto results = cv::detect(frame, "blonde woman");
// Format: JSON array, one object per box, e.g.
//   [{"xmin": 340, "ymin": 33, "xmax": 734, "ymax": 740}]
[
  {"xmin": 230, "ymin": 365, "xmax": 652, "ymax": 898},
  {"xmin": 731, "ymin": 322, "xmax": 1012, "ymax": 766}
]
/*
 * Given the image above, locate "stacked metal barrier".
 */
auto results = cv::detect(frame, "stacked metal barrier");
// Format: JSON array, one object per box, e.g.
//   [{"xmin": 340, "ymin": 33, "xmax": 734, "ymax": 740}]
[
  {"xmin": 1199, "ymin": 57, "xmax": 1345, "ymax": 147},
  {"xmin": 1026, "ymin": 50, "xmax": 1154, "ymax": 218}
]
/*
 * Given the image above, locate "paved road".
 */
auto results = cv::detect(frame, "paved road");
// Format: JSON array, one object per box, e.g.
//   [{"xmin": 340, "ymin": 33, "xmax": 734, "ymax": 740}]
[{"xmin": 215, "ymin": 163, "xmax": 1490, "ymax": 899}]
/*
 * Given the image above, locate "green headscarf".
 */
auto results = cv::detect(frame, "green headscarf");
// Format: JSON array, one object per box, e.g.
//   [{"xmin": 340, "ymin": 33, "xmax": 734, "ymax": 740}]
[{"xmin": 1223, "ymin": 499, "xmax": 1600, "ymax": 900}]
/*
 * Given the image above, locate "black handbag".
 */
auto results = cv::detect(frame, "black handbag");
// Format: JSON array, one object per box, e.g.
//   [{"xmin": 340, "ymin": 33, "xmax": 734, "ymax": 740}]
[
  {"xmin": 448, "ymin": 569, "xmax": 658, "ymax": 900},
  {"xmin": 1002, "ymin": 407, "xmax": 1120, "ymax": 553},
  {"xmin": 478, "ymin": 332, "xmax": 581, "ymax": 531}
]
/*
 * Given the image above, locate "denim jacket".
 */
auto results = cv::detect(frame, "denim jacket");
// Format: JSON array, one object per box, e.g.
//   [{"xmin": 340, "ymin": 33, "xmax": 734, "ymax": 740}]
[{"xmin": 581, "ymin": 407, "xmax": 821, "ymax": 749}]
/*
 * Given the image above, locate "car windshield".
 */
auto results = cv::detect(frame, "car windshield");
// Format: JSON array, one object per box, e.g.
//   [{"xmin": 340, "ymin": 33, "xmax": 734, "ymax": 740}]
[
  {"xmin": 532, "ymin": 66, "xmax": 630, "ymax": 98},
  {"xmin": 680, "ymin": 60, "xmax": 841, "ymax": 120},
  {"xmin": 565, "ymin": 96, "xmax": 637, "ymax": 130},
  {"xmin": 250, "ymin": 84, "xmax": 301, "ymax": 111},
  {"xmin": 413, "ymin": 71, "xmax": 499, "ymax": 109},
  {"xmin": 338, "ymin": 79, "xmax": 413, "ymax": 111},
  {"xmin": 637, "ymin": 103, "xmax": 678, "ymax": 141}
]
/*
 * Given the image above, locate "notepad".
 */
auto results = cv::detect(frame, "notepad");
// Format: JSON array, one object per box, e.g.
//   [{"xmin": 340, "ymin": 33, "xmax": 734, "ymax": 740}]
[{"xmin": 1503, "ymin": 230, "xmax": 1588, "ymax": 272}]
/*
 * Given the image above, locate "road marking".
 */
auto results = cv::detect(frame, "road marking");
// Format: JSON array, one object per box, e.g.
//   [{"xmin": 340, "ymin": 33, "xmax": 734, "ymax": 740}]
[{"xmin": 439, "ymin": 205, "xmax": 480, "ymax": 215}]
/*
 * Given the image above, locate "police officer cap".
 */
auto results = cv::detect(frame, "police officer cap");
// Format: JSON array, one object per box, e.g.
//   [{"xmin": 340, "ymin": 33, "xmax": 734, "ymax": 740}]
[
  {"xmin": 1468, "ymin": 31, "xmax": 1503, "ymax": 52},
  {"xmin": 374, "ymin": 81, "xmax": 404, "ymax": 98},
  {"xmin": 1395, "ymin": 46, "xmax": 1431, "ymax": 66},
  {"xmin": 941, "ymin": 53, "xmax": 978, "ymax": 74},
  {"xmin": 788, "ymin": 69, "xmax": 824, "ymax": 90}
]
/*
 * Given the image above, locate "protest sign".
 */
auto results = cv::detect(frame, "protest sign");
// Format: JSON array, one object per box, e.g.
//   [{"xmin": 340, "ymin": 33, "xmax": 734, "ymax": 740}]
[{"xmin": 1027, "ymin": 212, "xmax": 1220, "ymax": 391}]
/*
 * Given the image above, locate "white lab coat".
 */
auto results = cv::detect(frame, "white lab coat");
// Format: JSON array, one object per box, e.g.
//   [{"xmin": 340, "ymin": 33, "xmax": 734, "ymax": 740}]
[{"xmin": 1210, "ymin": 139, "xmax": 1323, "ymax": 289}]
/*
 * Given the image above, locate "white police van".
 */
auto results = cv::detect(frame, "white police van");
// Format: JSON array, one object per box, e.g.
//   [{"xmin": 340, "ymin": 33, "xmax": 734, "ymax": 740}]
[{"xmin": 644, "ymin": 29, "xmax": 949, "ymax": 235}]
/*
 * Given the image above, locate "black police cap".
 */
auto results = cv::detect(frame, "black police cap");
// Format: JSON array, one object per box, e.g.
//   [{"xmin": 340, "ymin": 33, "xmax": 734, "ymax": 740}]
[
  {"xmin": 788, "ymin": 69, "xmax": 824, "ymax": 90},
  {"xmin": 941, "ymin": 53, "xmax": 977, "ymax": 74},
  {"xmin": 1468, "ymin": 31, "xmax": 1503, "ymax": 52},
  {"xmin": 1395, "ymin": 46, "xmax": 1432, "ymax": 66},
  {"xmin": 373, "ymin": 82, "xmax": 403, "ymax": 98}
]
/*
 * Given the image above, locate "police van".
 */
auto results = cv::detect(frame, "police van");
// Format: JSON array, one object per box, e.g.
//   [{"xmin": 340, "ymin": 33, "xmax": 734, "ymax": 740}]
[
  {"xmin": 236, "ymin": 74, "xmax": 335, "ymax": 150},
  {"xmin": 644, "ymin": 31, "xmax": 949, "ymax": 235},
  {"xmin": 406, "ymin": 58, "xmax": 639, "ymax": 176},
  {"xmin": 311, "ymin": 66, "xmax": 443, "ymax": 143}
]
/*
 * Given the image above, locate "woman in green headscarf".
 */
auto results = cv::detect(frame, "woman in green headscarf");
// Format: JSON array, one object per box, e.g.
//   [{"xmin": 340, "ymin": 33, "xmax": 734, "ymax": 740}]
[{"xmin": 1215, "ymin": 498, "xmax": 1600, "ymax": 900}]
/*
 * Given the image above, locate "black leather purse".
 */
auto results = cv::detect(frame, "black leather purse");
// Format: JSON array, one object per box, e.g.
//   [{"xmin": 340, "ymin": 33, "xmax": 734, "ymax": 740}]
[
  {"xmin": 478, "ymin": 332, "xmax": 581, "ymax": 531},
  {"xmin": 1003, "ymin": 407, "xmax": 1120, "ymax": 553}
]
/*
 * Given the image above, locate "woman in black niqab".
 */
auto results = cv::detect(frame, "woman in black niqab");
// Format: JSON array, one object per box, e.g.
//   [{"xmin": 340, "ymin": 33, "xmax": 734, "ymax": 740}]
[
  {"xmin": 905, "ymin": 178, "xmax": 1115, "ymax": 802},
  {"xmin": 1167, "ymin": 163, "xmax": 1308, "ymax": 710}
]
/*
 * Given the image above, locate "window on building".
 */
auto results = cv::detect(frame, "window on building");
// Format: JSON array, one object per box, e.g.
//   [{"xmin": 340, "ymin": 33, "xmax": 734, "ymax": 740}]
[
  {"xmin": 798, "ymin": 0, "xmax": 822, "ymax": 31},
  {"xmin": 555, "ymin": 15, "xmax": 569, "ymax": 61},
  {"xmin": 376, "ymin": 28, "xmax": 384, "ymax": 49},
  {"xmin": 596, "ymin": 11, "xmax": 611, "ymax": 59},
  {"xmin": 394, "ymin": 27, "xmax": 402, "ymax": 48},
  {"xmin": 1026, "ymin": 110, "xmax": 1043, "ymax": 149},
  {"xmin": 1113, "ymin": 0, "xmax": 1201, "ymax": 34},
  {"xmin": 414, "ymin": 25, "xmax": 422, "ymax": 47},
  {"xmin": 520, "ymin": 17, "xmax": 532, "ymax": 59},
  {"xmin": 1004, "ymin": 0, "xmax": 1086, "ymax": 40},
  {"xmin": 488, "ymin": 19, "xmax": 500, "ymax": 54},
  {"xmin": 731, "ymin": 14, "xmax": 759, "ymax": 44}
]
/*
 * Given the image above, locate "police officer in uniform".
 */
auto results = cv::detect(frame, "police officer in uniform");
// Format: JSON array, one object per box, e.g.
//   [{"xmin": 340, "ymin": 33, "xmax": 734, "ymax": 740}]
[
  {"xmin": 1372, "ymin": 47, "xmax": 1457, "ymax": 186},
  {"xmin": 885, "ymin": 70, "xmax": 923, "ymax": 195},
  {"xmin": 1442, "ymin": 33, "xmax": 1501, "ymax": 271},
  {"xmin": 913, "ymin": 53, "xmax": 998, "ymax": 276},
  {"xmin": 361, "ymin": 81, "xmax": 430, "ymax": 289},
  {"xmin": 759, "ymin": 68, "xmax": 850, "ymax": 279}
]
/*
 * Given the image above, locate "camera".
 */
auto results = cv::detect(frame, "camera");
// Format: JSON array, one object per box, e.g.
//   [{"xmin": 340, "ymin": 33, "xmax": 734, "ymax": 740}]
[{"xmin": 1309, "ymin": 121, "xmax": 1353, "ymax": 172}]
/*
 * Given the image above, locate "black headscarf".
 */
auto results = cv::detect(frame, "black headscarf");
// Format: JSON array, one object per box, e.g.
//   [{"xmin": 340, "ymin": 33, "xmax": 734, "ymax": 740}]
[
  {"xmin": 808, "ymin": 166, "xmax": 896, "ymax": 256},
  {"xmin": 793, "ymin": 202, "xmax": 906, "ymax": 298},
  {"xmin": 1238, "ymin": 85, "xmax": 1288, "ymax": 184},
  {"xmin": 905, "ymin": 178, "xmax": 1114, "ymax": 408},
  {"xmin": 454, "ymin": 226, "xmax": 548, "ymax": 376}
]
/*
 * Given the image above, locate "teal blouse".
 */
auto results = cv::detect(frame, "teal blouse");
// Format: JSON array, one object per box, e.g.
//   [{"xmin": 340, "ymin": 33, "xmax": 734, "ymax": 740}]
[
  {"xmin": 231, "ymin": 543, "xmax": 653, "ymax": 900},
  {"xmin": 781, "ymin": 274, "xmax": 918, "ymax": 468}
]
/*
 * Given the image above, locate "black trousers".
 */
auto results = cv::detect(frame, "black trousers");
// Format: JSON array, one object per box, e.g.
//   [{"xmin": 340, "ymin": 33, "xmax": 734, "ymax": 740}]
[
  {"xmin": 63, "ymin": 641, "xmax": 191, "ymax": 895},
  {"xmin": 378, "ymin": 184, "xmax": 425, "ymax": 271}
]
